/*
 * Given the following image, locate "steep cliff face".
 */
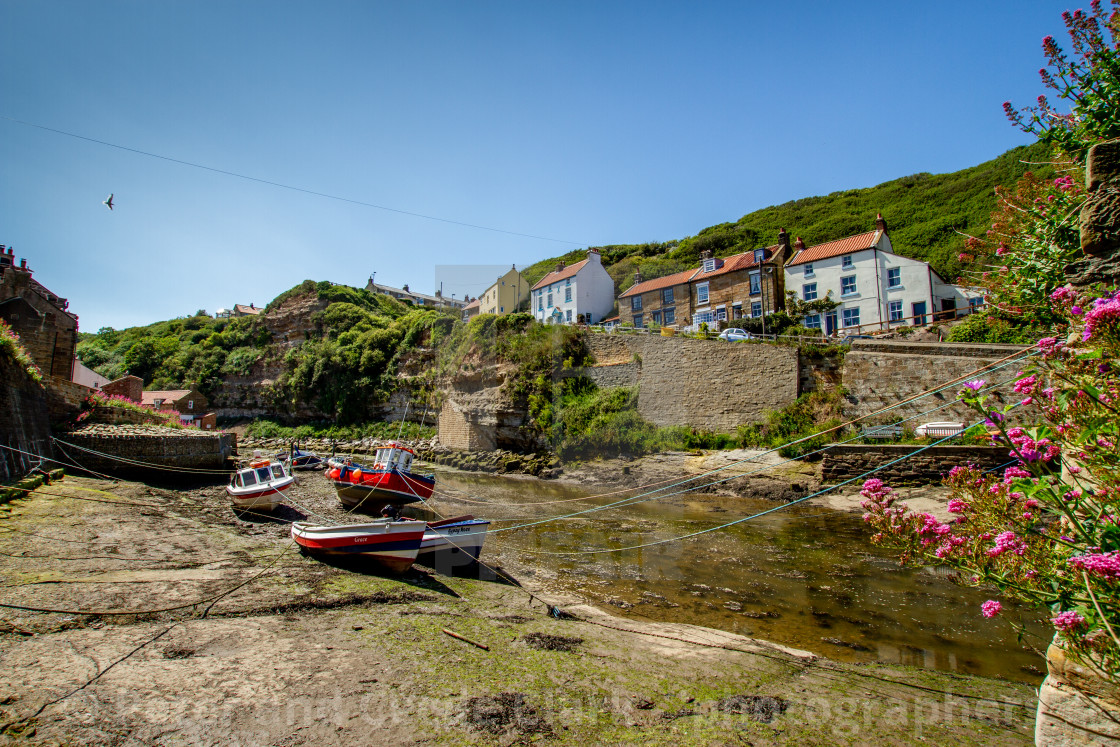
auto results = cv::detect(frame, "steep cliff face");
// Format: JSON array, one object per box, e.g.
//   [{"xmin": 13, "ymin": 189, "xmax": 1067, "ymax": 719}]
[{"xmin": 437, "ymin": 361, "xmax": 541, "ymax": 453}]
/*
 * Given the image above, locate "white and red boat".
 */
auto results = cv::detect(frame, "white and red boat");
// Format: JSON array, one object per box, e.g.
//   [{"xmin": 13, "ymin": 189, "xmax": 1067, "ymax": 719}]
[
  {"xmin": 325, "ymin": 443, "xmax": 435, "ymax": 509},
  {"xmin": 227, "ymin": 457, "xmax": 294, "ymax": 511},
  {"xmin": 290, "ymin": 520, "xmax": 426, "ymax": 573},
  {"xmin": 418, "ymin": 516, "xmax": 491, "ymax": 569}
]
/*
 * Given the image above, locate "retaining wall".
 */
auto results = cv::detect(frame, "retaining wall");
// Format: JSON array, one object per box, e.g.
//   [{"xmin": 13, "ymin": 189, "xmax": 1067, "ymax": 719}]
[
  {"xmin": 58, "ymin": 427, "xmax": 237, "ymax": 477},
  {"xmin": 841, "ymin": 340, "xmax": 1031, "ymax": 424},
  {"xmin": 0, "ymin": 356, "xmax": 53, "ymax": 482},
  {"xmin": 821, "ymin": 444, "xmax": 1011, "ymax": 486}
]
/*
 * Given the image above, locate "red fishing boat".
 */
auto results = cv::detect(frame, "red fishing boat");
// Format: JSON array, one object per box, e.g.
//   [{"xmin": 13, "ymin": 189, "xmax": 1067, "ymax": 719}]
[
  {"xmin": 291, "ymin": 520, "xmax": 426, "ymax": 572},
  {"xmin": 325, "ymin": 443, "xmax": 435, "ymax": 509}
]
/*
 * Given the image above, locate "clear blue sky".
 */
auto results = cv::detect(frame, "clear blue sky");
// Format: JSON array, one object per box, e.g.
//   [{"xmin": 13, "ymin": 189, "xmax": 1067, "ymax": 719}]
[{"xmin": 1, "ymin": 1, "xmax": 1072, "ymax": 330}]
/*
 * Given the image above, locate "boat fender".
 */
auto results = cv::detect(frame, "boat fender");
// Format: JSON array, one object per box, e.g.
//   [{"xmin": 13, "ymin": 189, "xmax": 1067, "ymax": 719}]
[
  {"xmin": 352, "ymin": 468, "xmax": 362, "ymax": 483},
  {"xmin": 250, "ymin": 459, "xmax": 269, "ymax": 468}
]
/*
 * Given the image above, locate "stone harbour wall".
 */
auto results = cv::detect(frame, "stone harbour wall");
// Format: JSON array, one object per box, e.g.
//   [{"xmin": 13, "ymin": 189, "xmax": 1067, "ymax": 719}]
[
  {"xmin": 584, "ymin": 334, "xmax": 800, "ymax": 432},
  {"xmin": 0, "ymin": 356, "xmax": 53, "ymax": 482},
  {"xmin": 821, "ymin": 444, "xmax": 1011, "ymax": 486},
  {"xmin": 58, "ymin": 425, "xmax": 237, "ymax": 477}
]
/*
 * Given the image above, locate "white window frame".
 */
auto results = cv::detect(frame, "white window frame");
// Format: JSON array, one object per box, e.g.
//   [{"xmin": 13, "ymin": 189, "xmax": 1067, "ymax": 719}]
[
  {"xmin": 696, "ymin": 282, "xmax": 709, "ymax": 305},
  {"xmin": 703, "ymin": 258, "xmax": 716, "ymax": 273},
  {"xmin": 749, "ymin": 271, "xmax": 761, "ymax": 295},
  {"xmin": 565, "ymin": 309, "xmax": 572, "ymax": 322},
  {"xmin": 887, "ymin": 267, "xmax": 902, "ymax": 288},
  {"xmin": 751, "ymin": 301, "xmax": 762, "ymax": 318},
  {"xmin": 565, "ymin": 287, "xmax": 572, "ymax": 302},
  {"xmin": 888, "ymin": 300, "xmax": 903, "ymax": 322}
]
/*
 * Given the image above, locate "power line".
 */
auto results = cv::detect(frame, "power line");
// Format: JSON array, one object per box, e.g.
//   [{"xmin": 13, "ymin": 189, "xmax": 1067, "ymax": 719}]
[{"xmin": 0, "ymin": 114, "xmax": 588, "ymax": 247}]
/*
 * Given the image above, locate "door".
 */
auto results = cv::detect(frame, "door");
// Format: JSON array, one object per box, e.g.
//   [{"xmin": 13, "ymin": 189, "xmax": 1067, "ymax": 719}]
[
  {"xmin": 825, "ymin": 311, "xmax": 837, "ymax": 335},
  {"xmin": 912, "ymin": 301, "xmax": 927, "ymax": 326},
  {"xmin": 939, "ymin": 298, "xmax": 956, "ymax": 321}
]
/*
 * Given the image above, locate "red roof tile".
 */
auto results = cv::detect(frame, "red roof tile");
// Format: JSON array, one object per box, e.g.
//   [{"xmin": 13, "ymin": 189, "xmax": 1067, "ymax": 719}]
[
  {"xmin": 619, "ymin": 268, "xmax": 700, "ymax": 298},
  {"xmin": 531, "ymin": 258, "xmax": 589, "ymax": 291},
  {"xmin": 691, "ymin": 247, "xmax": 775, "ymax": 281},
  {"xmin": 787, "ymin": 230, "xmax": 881, "ymax": 266}
]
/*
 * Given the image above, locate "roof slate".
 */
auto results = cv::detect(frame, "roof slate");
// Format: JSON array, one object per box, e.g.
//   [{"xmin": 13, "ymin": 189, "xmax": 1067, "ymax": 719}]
[
  {"xmin": 531, "ymin": 258, "xmax": 590, "ymax": 291},
  {"xmin": 787, "ymin": 230, "xmax": 882, "ymax": 266},
  {"xmin": 141, "ymin": 390, "xmax": 192, "ymax": 405}
]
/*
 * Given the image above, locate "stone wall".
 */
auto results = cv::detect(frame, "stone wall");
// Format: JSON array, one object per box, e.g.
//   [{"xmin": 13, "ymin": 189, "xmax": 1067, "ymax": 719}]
[
  {"xmin": 821, "ymin": 444, "xmax": 1010, "ymax": 486},
  {"xmin": 581, "ymin": 361, "xmax": 640, "ymax": 389},
  {"xmin": 436, "ymin": 364, "xmax": 542, "ymax": 452},
  {"xmin": 101, "ymin": 375, "xmax": 143, "ymax": 402},
  {"xmin": 58, "ymin": 425, "xmax": 237, "ymax": 477},
  {"xmin": 0, "ymin": 251, "xmax": 79, "ymax": 381},
  {"xmin": 0, "ymin": 355, "xmax": 53, "ymax": 482},
  {"xmin": 841, "ymin": 340, "xmax": 1031, "ymax": 424},
  {"xmin": 584, "ymin": 334, "xmax": 801, "ymax": 432},
  {"xmin": 45, "ymin": 376, "xmax": 94, "ymax": 424}
]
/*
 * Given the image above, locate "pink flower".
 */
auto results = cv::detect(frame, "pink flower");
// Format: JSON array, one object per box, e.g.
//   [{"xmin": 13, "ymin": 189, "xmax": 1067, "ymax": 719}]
[
  {"xmin": 1068, "ymin": 552, "xmax": 1120, "ymax": 578},
  {"xmin": 1051, "ymin": 611, "xmax": 1086, "ymax": 632},
  {"xmin": 947, "ymin": 499, "xmax": 969, "ymax": 514},
  {"xmin": 981, "ymin": 600, "xmax": 1002, "ymax": 618},
  {"xmin": 962, "ymin": 379, "xmax": 986, "ymax": 392},
  {"xmin": 988, "ymin": 531, "xmax": 1027, "ymax": 557}
]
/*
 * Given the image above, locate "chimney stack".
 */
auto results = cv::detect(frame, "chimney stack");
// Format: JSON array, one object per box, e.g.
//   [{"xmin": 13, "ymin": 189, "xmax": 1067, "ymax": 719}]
[
  {"xmin": 793, "ymin": 236, "xmax": 806, "ymax": 251},
  {"xmin": 700, "ymin": 249, "xmax": 713, "ymax": 261},
  {"xmin": 634, "ymin": 271, "xmax": 643, "ymax": 285},
  {"xmin": 876, "ymin": 213, "xmax": 887, "ymax": 233},
  {"xmin": 402, "ymin": 283, "xmax": 409, "ymax": 292},
  {"xmin": 778, "ymin": 227, "xmax": 790, "ymax": 251},
  {"xmin": 555, "ymin": 261, "xmax": 565, "ymax": 272},
  {"xmin": 586, "ymin": 248, "xmax": 601, "ymax": 264}
]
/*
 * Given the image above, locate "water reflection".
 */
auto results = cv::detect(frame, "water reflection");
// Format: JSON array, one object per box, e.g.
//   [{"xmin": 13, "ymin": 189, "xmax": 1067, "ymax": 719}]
[{"xmin": 423, "ymin": 468, "xmax": 1049, "ymax": 684}]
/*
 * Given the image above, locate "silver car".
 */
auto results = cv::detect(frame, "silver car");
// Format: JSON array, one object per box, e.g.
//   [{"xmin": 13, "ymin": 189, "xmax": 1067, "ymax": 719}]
[{"xmin": 718, "ymin": 328, "xmax": 752, "ymax": 341}]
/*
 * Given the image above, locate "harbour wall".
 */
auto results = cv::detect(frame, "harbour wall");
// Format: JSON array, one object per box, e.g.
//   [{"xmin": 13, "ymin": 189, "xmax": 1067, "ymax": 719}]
[
  {"xmin": 57, "ymin": 428, "xmax": 237, "ymax": 477},
  {"xmin": 0, "ymin": 356, "xmax": 53, "ymax": 482},
  {"xmin": 821, "ymin": 444, "xmax": 1011, "ymax": 486}
]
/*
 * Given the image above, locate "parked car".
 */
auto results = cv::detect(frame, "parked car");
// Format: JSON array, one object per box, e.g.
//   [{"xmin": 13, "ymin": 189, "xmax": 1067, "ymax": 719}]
[
  {"xmin": 718, "ymin": 328, "xmax": 752, "ymax": 341},
  {"xmin": 914, "ymin": 421, "xmax": 968, "ymax": 438}
]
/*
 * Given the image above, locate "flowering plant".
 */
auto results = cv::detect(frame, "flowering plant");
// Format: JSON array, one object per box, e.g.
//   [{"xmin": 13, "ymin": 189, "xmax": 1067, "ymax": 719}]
[
  {"xmin": 0, "ymin": 319, "xmax": 44, "ymax": 383},
  {"xmin": 863, "ymin": 286, "xmax": 1120, "ymax": 681},
  {"xmin": 82, "ymin": 390, "xmax": 188, "ymax": 429}
]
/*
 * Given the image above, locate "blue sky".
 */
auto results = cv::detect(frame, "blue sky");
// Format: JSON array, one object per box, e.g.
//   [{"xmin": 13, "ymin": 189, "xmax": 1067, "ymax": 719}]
[{"xmin": 1, "ymin": 1, "xmax": 1073, "ymax": 330}]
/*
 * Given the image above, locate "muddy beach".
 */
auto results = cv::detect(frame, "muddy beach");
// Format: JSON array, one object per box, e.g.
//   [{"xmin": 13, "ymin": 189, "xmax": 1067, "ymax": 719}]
[{"xmin": 0, "ymin": 466, "xmax": 1038, "ymax": 745}]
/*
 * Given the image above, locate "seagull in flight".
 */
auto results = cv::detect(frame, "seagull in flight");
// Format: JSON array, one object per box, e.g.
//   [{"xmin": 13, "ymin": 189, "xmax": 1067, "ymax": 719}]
[{"xmin": 103, "ymin": 194, "xmax": 114, "ymax": 210}]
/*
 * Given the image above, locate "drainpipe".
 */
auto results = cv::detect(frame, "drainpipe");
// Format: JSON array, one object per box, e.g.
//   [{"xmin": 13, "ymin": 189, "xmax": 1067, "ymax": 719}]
[{"xmin": 926, "ymin": 266, "xmax": 935, "ymax": 325}]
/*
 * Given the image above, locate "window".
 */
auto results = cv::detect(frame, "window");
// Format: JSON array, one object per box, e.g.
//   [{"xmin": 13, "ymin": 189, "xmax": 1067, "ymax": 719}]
[
  {"xmin": 538, "ymin": 295, "xmax": 543, "ymax": 311},
  {"xmin": 188, "ymin": 400, "xmax": 194, "ymax": 410},
  {"xmin": 716, "ymin": 307, "xmax": 727, "ymax": 321},
  {"xmin": 754, "ymin": 249, "xmax": 766, "ymax": 263},
  {"xmin": 841, "ymin": 276, "xmax": 857, "ymax": 296},
  {"xmin": 565, "ymin": 278, "xmax": 570, "ymax": 285},
  {"xmin": 888, "ymin": 300, "xmax": 903, "ymax": 322},
  {"xmin": 662, "ymin": 287, "xmax": 674, "ymax": 305},
  {"xmin": 695, "ymin": 310, "xmax": 713, "ymax": 325},
  {"xmin": 887, "ymin": 268, "xmax": 901, "ymax": 288},
  {"xmin": 631, "ymin": 295, "xmax": 642, "ymax": 310},
  {"xmin": 749, "ymin": 271, "xmax": 761, "ymax": 295},
  {"xmin": 804, "ymin": 314, "xmax": 821, "ymax": 329},
  {"xmin": 241, "ymin": 471, "xmax": 257, "ymax": 486},
  {"xmin": 696, "ymin": 282, "xmax": 709, "ymax": 305},
  {"xmin": 565, "ymin": 309, "xmax": 572, "ymax": 322},
  {"xmin": 732, "ymin": 303, "xmax": 743, "ymax": 319},
  {"xmin": 803, "ymin": 283, "xmax": 817, "ymax": 301},
  {"xmin": 843, "ymin": 307, "xmax": 861, "ymax": 327},
  {"xmin": 842, "ymin": 255, "xmax": 853, "ymax": 269},
  {"xmin": 663, "ymin": 308, "xmax": 675, "ymax": 325},
  {"xmin": 703, "ymin": 258, "xmax": 716, "ymax": 273},
  {"xmin": 547, "ymin": 293, "xmax": 552, "ymax": 307},
  {"xmin": 969, "ymin": 297, "xmax": 984, "ymax": 310},
  {"xmin": 500, "ymin": 306, "xmax": 504, "ymax": 313},
  {"xmin": 651, "ymin": 310, "xmax": 662, "ymax": 325},
  {"xmin": 565, "ymin": 287, "xmax": 572, "ymax": 302},
  {"xmin": 633, "ymin": 313, "xmax": 644, "ymax": 328},
  {"xmin": 751, "ymin": 301, "xmax": 762, "ymax": 318},
  {"xmin": 804, "ymin": 263, "xmax": 814, "ymax": 277}
]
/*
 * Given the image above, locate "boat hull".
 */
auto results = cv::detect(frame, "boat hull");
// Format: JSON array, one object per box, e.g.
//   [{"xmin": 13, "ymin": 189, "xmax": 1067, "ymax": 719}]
[
  {"xmin": 291, "ymin": 521, "xmax": 425, "ymax": 573},
  {"xmin": 330, "ymin": 469, "xmax": 435, "ymax": 509},
  {"xmin": 226, "ymin": 475, "xmax": 293, "ymax": 511},
  {"xmin": 418, "ymin": 518, "xmax": 490, "ymax": 568}
]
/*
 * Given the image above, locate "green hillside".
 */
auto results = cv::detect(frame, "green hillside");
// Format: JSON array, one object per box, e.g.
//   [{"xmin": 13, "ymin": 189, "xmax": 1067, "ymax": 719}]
[{"xmin": 522, "ymin": 141, "xmax": 1055, "ymax": 301}]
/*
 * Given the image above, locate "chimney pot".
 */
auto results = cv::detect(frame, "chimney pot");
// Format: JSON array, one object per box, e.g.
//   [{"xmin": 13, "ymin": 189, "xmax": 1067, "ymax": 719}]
[
  {"xmin": 876, "ymin": 213, "xmax": 887, "ymax": 232},
  {"xmin": 793, "ymin": 236, "xmax": 805, "ymax": 250},
  {"xmin": 403, "ymin": 283, "xmax": 409, "ymax": 292},
  {"xmin": 701, "ymin": 250, "xmax": 713, "ymax": 261},
  {"xmin": 556, "ymin": 262, "xmax": 565, "ymax": 272}
]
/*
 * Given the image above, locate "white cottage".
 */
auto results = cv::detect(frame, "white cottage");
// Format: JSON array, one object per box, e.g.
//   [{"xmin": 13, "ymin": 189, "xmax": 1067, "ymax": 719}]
[
  {"xmin": 784, "ymin": 215, "xmax": 983, "ymax": 335},
  {"xmin": 531, "ymin": 249, "xmax": 616, "ymax": 325}
]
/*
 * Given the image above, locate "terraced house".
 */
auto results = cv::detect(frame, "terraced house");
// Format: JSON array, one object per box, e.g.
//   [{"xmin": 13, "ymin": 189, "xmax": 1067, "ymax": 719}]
[
  {"xmin": 618, "ymin": 268, "xmax": 698, "ymax": 328},
  {"xmin": 689, "ymin": 229, "xmax": 792, "ymax": 328},
  {"xmin": 785, "ymin": 214, "xmax": 982, "ymax": 335}
]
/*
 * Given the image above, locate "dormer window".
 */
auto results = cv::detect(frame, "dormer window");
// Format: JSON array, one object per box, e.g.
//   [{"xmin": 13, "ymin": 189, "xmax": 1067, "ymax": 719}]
[
  {"xmin": 754, "ymin": 249, "xmax": 765, "ymax": 263},
  {"xmin": 703, "ymin": 258, "xmax": 716, "ymax": 273},
  {"xmin": 842, "ymin": 255, "xmax": 853, "ymax": 269}
]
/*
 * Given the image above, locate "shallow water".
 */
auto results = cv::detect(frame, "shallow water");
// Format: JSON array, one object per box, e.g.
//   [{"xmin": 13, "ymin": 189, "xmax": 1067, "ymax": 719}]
[{"xmin": 423, "ymin": 468, "xmax": 1050, "ymax": 684}]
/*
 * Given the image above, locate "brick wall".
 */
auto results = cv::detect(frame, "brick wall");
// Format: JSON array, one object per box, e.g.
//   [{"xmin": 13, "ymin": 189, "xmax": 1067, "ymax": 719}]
[
  {"xmin": 841, "ymin": 340, "xmax": 1031, "ymax": 424},
  {"xmin": 821, "ymin": 444, "xmax": 1011, "ymax": 486},
  {"xmin": 101, "ymin": 375, "xmax": 143, "ymax": 402},
  {"xmin": 45, "ymin": 376, "xmax": 94, "ymax": 423},
  {"xmin": 438, "ymin": 400, "xmax": 496, "ymax": 451}
]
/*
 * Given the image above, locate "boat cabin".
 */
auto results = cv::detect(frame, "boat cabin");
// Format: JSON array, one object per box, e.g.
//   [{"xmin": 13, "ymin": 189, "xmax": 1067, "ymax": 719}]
[
  {"xmin": 231, "ymin": 460, "xmax": 288, "ymax": 489},
  {"xmin": 372, "ymin": 444, "xmax": 415, "ymax": 473}
]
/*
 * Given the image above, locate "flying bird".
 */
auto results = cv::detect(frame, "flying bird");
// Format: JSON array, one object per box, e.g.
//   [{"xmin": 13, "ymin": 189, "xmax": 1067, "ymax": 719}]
[{"xmin": 103, "ymin": 194, "xmax": 114, "ymax": 210}]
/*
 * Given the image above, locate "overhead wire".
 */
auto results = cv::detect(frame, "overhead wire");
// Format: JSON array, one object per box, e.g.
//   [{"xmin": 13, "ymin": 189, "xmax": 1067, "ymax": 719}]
[{"xmin": 0, "ymin": 114, "xmax": 587, "ymax": 246}]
